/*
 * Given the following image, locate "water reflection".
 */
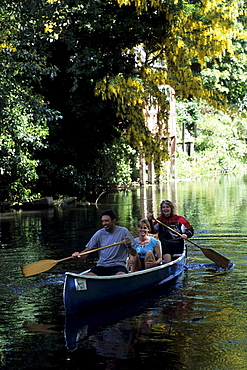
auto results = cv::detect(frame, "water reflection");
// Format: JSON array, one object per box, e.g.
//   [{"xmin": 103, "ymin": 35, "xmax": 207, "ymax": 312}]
[
  {"xmin": 64, "ymin": 274, "xmax": 184, "ymax": 351},
  {"xmin": 1, "ymin": 174, "xmax": 247, "ymax": 369},
  {"xmin": 65, "ymin": 275, "xmax": 187, "ymax": 370}
]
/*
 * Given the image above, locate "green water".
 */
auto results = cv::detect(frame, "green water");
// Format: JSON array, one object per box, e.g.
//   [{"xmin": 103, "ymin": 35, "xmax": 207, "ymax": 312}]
[{"xmin": 0, "ymin": 174, "xmax": 247, "ymax": 369}]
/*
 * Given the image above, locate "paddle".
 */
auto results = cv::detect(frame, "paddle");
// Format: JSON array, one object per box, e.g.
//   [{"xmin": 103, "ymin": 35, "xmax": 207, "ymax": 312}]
[
  {"xmin": 154, "ymin": 219, "xmax": 230, "ymax": 268},
  {"xmin": 21, "ymin": 240, "xmax": 126, "ymax": 277}
]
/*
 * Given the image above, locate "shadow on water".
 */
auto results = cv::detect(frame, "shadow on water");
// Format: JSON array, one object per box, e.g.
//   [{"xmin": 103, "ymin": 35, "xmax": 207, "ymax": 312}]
[
  {"xmin": 64, "ymin": 273, "xmax": 185, "ymax": 352},
  {"xmin": 63, "ymin": 273, "xmax": 189, "ymax": 370},
  {"xmin": 64, "ymin": 260, "xmax": 234, "ymax": 351},
  {"xmin": 62, "ymin": 260, "xmax": 235, "ymax": 370}
]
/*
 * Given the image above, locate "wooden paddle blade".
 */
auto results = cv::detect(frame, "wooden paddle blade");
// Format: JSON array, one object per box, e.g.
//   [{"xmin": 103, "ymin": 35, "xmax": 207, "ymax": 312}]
[
  {"xmin": 199, "ymin": 247, "xmax": 230, "ymax": 268},
  {"xmin": 21, "ymin": 259, "xmax": 58, "ymax": 277},
  {"xmin": 154, "ymin": 218, "xmax": 231, "ymax": 269},
  {"xmin": 21, "ymin": 240, "xmax": 126, "ymax": 277}
]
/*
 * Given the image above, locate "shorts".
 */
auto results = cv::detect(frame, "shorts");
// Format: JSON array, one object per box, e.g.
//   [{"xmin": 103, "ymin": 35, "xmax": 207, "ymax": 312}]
[
  {"xmin": 161, "ymin": 240, "xmax": 184, "ymax": 255},
  {"xmin": 89, "ymin": 265, "xmax": 128, "ymax": 276}
]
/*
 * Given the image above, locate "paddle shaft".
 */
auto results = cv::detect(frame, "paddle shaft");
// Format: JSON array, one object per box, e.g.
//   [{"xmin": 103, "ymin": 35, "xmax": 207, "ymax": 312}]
[
  {"xmin": 155, "ymin": 219, "xmax": 201, "ymax": 248},
  {"xmin": 58, "ymin": 240, "xmax": 126, "ymax": 262},
  {"xmin": 22, "ymin": 240, "xmax": 126, "ymax": 277},
  {"xmin": 154, "ymin": 218, "xmax": 230, "ymax": 268}
]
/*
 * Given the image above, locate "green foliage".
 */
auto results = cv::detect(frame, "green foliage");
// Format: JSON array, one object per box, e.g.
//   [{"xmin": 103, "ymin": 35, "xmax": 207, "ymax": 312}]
[
  {"xmin": 176, "ymin": 99, "xmax": 202, "ymax": 134},
  {"xmin": 0, "ymin": 0, "xmax": 64, "ymax": 203},
  {"xmin": 1, "ymin": 0, "xmax": 247, "ymax": 204},
  {"xmin": 96, "ymin": 136, "xmax": 138, "ymax": 186},
  {"xmin": 0, "ymin": 54, "xmax": 60, "ymax": 203},
  {"xmin": 174, "ymin": 109, "xmax": 247, "ymax": 178},
  {"xmin": 195, "ymin": 111, "xmax": 247, "ymax": 158},
  {"xmin": 0, "ymin": 92, "xmax": 52, "ymax": 202},
  {"xmin": 200, "ymin": 41, "xmax": 247, "ymax": 115}
]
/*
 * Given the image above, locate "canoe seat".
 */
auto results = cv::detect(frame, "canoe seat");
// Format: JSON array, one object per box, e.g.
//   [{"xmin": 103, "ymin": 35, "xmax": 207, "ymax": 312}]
[{"xmin": 172, "ymin": 254, "xmax": 182, "ymax": 260}]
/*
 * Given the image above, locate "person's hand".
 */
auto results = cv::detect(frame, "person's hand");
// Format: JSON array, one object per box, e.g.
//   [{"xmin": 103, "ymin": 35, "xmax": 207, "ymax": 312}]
[
  {"xmin": 124, "ymin": 238, "xmax": 137, "ymax": 256},
  {"xmin": 72, "ymin": 251, "xmax": 81, "ymax": 258},
  {"xmin": 147, "ymin": 212, "xmax": 154, "ymax": 221},
  {"xmin": 145, "ymin": 261, "xmax": 156, "ymax": 268},
  {"xmin": 124, "ymin": 237, "xmax": 132, "ymax": 246},
  {"xmin": 181, "ymin": 234, "xmax": 188, "ymax": 239}
]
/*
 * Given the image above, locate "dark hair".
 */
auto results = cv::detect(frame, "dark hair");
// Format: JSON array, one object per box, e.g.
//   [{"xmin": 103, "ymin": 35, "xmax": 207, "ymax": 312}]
[
  {"xmin": 101, "ymin": 209, "xmax": 117, "ymax": 220},
  {"xmin": 160, "ymin": 200, "xmax": 175, "ymax": 217}
]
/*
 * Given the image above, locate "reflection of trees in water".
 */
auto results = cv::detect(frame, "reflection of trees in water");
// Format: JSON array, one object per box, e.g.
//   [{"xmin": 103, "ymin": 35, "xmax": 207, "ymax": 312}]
[
  {"xmin": 90, "ymin": 321, "xmax": 138, "ymax": 359},
  {"xmin": 68, "ymin": 303, "xmax": 186, "ymax": 366}
]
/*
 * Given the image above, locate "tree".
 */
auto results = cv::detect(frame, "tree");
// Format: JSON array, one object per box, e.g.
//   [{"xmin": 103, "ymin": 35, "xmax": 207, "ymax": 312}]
[
  {"xmin": 94, "ymin": 0, "xmax": 247, "ymax": 149},
  {"xmin": 1, "ymin": 0, "xmax": 247, "ymax": 203},
  {"xmin": 199, "ymin": 40, "xmax": 247, "ymax": 115},
  {"xmin": 0, "ymin": 1, "xmax": 60, "ymax": 203},
  {"xmin": 38, "ymin": 0, "xmax": 247, "ymax": 184}
]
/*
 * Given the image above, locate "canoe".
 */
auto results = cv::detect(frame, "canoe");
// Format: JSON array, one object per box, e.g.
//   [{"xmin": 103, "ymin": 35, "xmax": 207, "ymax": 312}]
[
  {"xmin": 64, "ymin": 272, "xmax": 185, "ymax": 350},
  {"xmin": 63, "ymin": 246, "xmax": 186, "ymax": 315}
]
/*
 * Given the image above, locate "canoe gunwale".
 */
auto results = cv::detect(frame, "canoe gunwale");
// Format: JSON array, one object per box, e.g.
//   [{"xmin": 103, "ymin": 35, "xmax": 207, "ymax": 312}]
[
  {"xmin": 64, "ymin": 250, "xmax": 185, "ymax": 280},
  {"xmin": 63, "ymin": 247, "xmax": 186, "ymax": 314}
]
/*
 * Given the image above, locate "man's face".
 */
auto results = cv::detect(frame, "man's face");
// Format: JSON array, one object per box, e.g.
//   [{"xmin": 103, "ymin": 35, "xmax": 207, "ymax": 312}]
[{"xmin": 101, "ymin": 215, "xmax": 116, "ymax": 232}]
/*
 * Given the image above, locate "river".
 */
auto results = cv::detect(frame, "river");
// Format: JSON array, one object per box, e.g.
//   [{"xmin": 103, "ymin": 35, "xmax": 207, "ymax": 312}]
[{"xmin": 0, "ymin": 174, "xmax": 247, "ymax": 369}]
